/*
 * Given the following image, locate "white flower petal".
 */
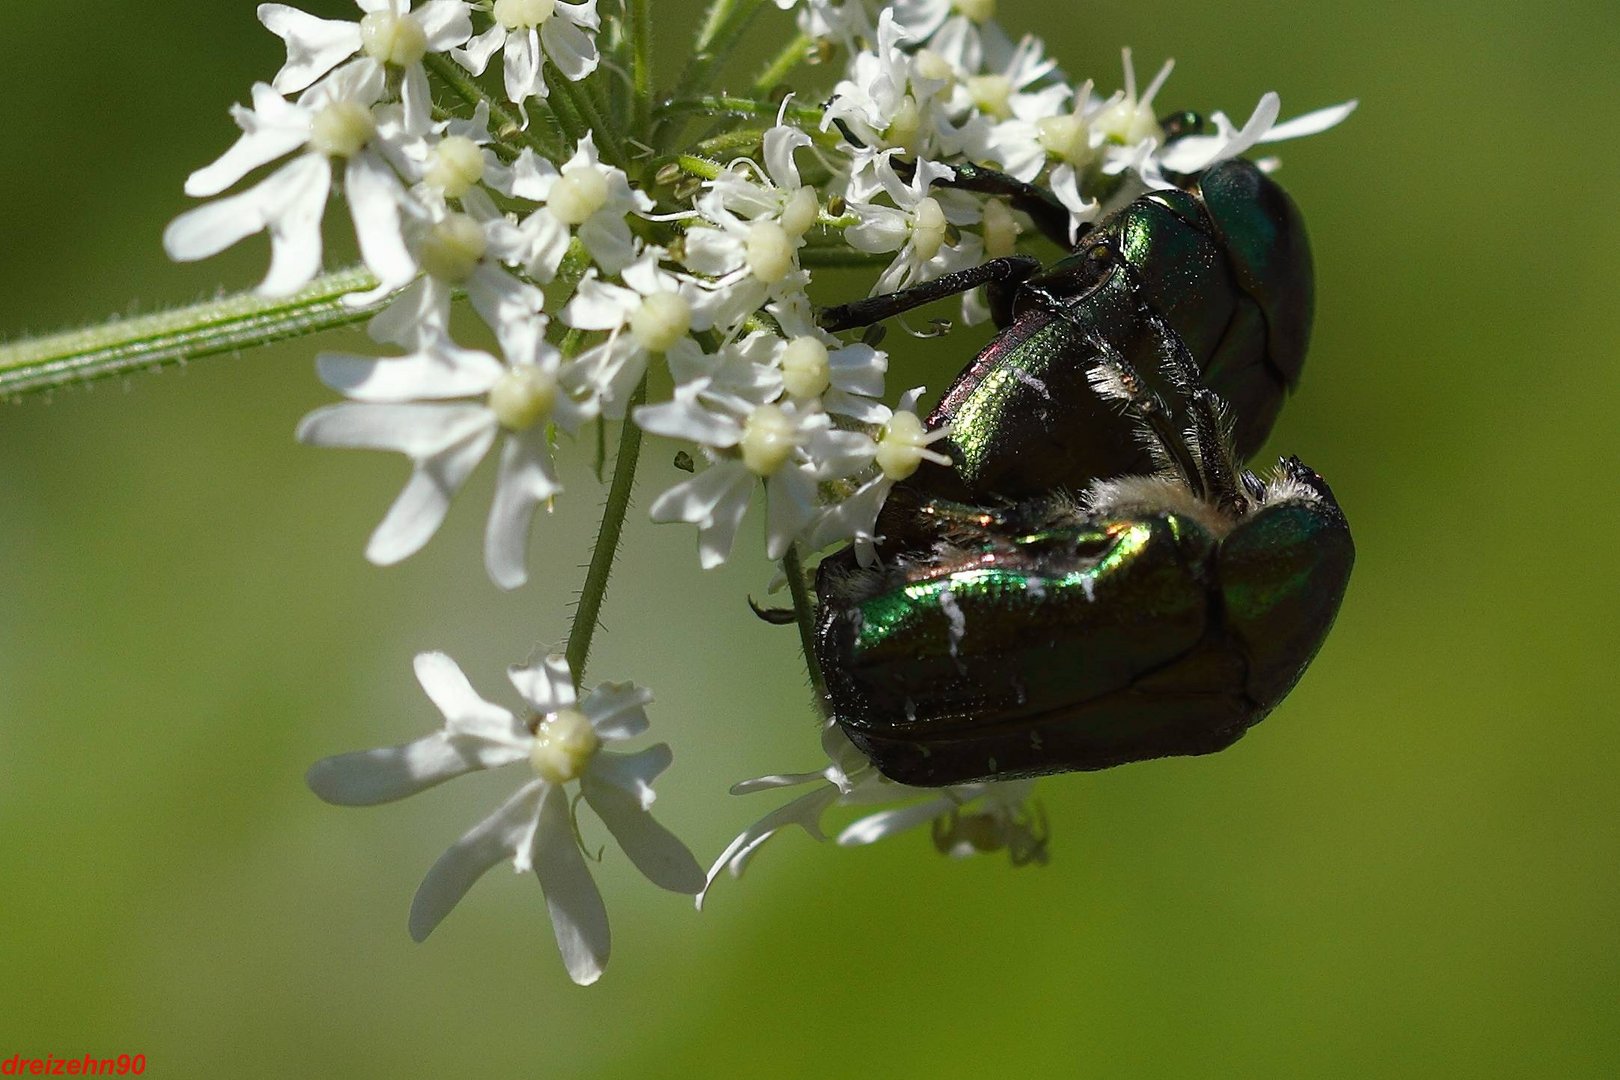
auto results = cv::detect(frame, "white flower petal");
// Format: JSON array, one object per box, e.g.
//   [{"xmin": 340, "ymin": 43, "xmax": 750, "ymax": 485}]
[
  {"xmin": 697, "ymin": 786, "xmax": 839, "ymax": 908},
  {"xmin": 540, "ymin": 13, "xmax": 600, "ymax": 82},
  {"xmin": 258, "ymin": 5, "xmax": 363, "ymax": 93},
  {"xmin": 763, "ymin": 465, "xmax": 817, "ymax": 559},
  {"xmin": 484, "ymin": 429, "xmax": 562, "ymax": 590},
  {"xmin": 408, "ymin": 782, "xmax": 544, "ymax": 941},
  {"xmin": 416, "ymin": 0, "xmax": 474, "ymax": 50},
  {"xmin": 454, "ymin": 25, "xmax": 506, "ymax": 76},
  {"xmin": 315, "ymin": 344, "xmax": 504, "ymax": 401},
  {"xmin": 504, "ymin": 29, "xmax": 545, "ymax": 103},
  {"xmin": 534, "ymin": 782, "xmax": 611, "ymax": 985},
  {"xmin": 258, "ymin": 154, "xmax": 335, "ymax": 296},
  {"xmin": 1262, "ymin": 99, "xmax": 1358, "ymax": 142},
  {"xmin": 184, "ymin": 84, "xmax": 309, "ymax": 197},
  {"xmin": 581, "ymin": 682, "xmax": 653, "ymax": 740},
  {"xmin": 295, "ymin": 400, "xmax": 491, "ymax": 456},
  {"xmin": 836, "ymin": 796, "xmax": 955, "ymax": 845},
  {"xmin": 306, "ymin": 728, "xmax": 524, "ymax": 806},
  {"xmin": 413, "ymin": 651, "xmax": 520, "ymax": 739},
  {"xmin": 346, "ymin": 153, "xmax": 417, "ymax": 294},
  {"xmin": 582, "ymin": 751, "xmax": 703, "ymax": 894},
  {"xmin": 508, "ymin": 653, "xmax": 578, "ymax": 713}
]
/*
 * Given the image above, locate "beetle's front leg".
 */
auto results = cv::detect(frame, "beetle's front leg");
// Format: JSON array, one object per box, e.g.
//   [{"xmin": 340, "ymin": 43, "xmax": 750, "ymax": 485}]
[{"xmin": 817, "ymin": 256, "xmax": 1041, "ymax": 333}]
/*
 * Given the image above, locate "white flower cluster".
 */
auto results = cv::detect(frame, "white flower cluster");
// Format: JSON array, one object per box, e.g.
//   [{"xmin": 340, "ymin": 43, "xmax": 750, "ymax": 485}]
[{"xmin": 163, "ymin": 0, "xmax": 1353, "ymax": 982}]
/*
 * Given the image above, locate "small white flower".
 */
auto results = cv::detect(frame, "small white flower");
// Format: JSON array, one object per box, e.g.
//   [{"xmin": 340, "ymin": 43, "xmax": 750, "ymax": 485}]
[
  {"xmin": 353, "ymin": 187, "xmax": 540, "ymax": 344},
  {"xmin": 1154, "ymin": 95, "xmax": 1359, "ymax": 175},
  {"xmin": 636, "ymin": 395, "xmax": 870, "ymax": 568},
  {"xmin": 766, "ymin": 294, "xmax": 889, "ymax": 422},
  {"xmin": 822, "ymin": 9, "xmax": 958, "ymax": 160},
  {"xmin": 396, "ymin": 102, "xmax": 517, "ymax": 200},
  {"xmin": 296, "ymin": 314, "xmax": 594, "ymax": 588},
  {"xmin": 455, "ymin": 0, "xmax": 601, "ymax": 107},
  {"xmin": 700, "ymin": 722, "xmax": 1047, "ymax": 905},
  {"xmin": 844, "ymin": 151, "xmax": 984, "ymax": 295},
  {"xmin": 511, "ymin": 134, "xmax": 652, "ymax": 281},
  {"xmin": 307, "ymin": 652, "xmax": 703, "ymax": 985},
  {"xmin": 682, "ymin": 119, "xmax": 822, "ymax": 329},
  {"xmin": 563, "ymin": 250, "xmax": 723, "ymax": 417},
  {"xmin": 888, "ymin": 0, "xmax": 1017, "ymax": 73},
  {"xmin": 163, "ymin": 63, "xmax": 417, "ymax": 297},
  {"xmin": 259, "ymin": 0, "xmax": 474, "ymax": 135},
  {"xmin": 802, "ymin": 387, "xmax": 952, "ymax": 562}
]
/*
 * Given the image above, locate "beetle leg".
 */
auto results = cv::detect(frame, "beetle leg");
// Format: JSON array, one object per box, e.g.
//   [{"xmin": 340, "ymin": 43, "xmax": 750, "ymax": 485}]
[
  {"xmin": 817, "ymin": 256, "xmax": 1041, "ymax": 333},
  {"xmin": 1083, "ymin": 338, "xmax": 1207, "ymax": 499},
  {"xmin": 1138, "ymin": 308, "xmax": 1250, "ymax": 516}
]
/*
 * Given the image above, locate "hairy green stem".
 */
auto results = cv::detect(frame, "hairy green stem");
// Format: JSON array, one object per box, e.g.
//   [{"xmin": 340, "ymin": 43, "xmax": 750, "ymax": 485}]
[
  {"xmin": 628, "ymin": 0, "xmax": 654, "ymax": 132},
  {"xmin": 655, "ymin": 95, "xmax": 824, "ymax": 129},
  {"xmin": 566, "ymin": 378, "xmax": 648, "ymax": 679},
  {"xmin": 424, "ymin": 54, "xmax": 562, "ymax": 161},
  {"xmin": 544, "ymin": 70, "xmax": 589, "ymax": 146},
  {"xmin": 783, "ymin": 544, "xmax": 830, "ymax": 712},
  {"xmin": 0, "ymin": 269, "xmax": 384, "ymax": 399},
  {"xmin": 552, "ymin": 74, "xmax": 631, "ymax": 168}
]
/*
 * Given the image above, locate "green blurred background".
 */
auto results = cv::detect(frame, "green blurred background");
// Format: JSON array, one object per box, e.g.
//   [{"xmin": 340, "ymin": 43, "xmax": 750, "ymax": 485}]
[{"xmin": 3, "ymin": 1, "xmax": 1618, "ymax": 1075}]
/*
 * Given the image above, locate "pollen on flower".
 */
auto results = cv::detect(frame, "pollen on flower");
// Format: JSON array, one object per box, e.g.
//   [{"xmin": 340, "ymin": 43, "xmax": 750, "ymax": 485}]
[
  {"xmin": 779, "ymin": 186, "xmax": 820, "ymax": 240},
  {"xmin": 780, "ymin": 337, "xmax": 831, "ymax": 400},
  {"xmin": 911, "ymin": 197, "xmax": 948, "ymax": 261},
  {"xmin": 529, "ymin": 707, "xmax": 599, "ymax": 784},
  {"xmin": 739, "ymin": 404, "xmax": 796, "ymax": 477},
  {"xmin": 913, "ymin": 49, "xmax": 956, "ymax": 86},
  {"xmin": 360, "ymin": 11, "xmax": 429, "ymax": 68},
  {"xmin": 967, "ymin": 75, "xmax": 1014, "ymax": 120},
  {"xmin": 309, "ymin": 100, "xmax": 376, "ymax": 159},
  {"xmin": 494, "ymin": 0, "xmax": 557, "ymax": 29},
  {"xmin": 629, "ymin": 291, "xmax": 692, "ymax": 353},
  {"xmin": 982, "ymin": 198, "xmax": 1020, "ymax": 258},
  {"xmin": 745, "ymin": 220, "xmax": 794, "ymax": 283},
  {"xmin": 1094, "ymin": 98, "xmax": 1163, "ymax": 146},
  {"xmin": 425, "ymin": 136, "xmax": 486, "ymax": 198},
  {"xmin": 488, "ymin": 364, "xmax": 558, "ymax": 431},
  {"xmin": 1037, "ymin": 115, "xmax": 1093, "ymax": 166},
  {"xmin": 549, "ymin": 166, "xmax": 611, "ymax": 225},
  {"xmin": 885, "ymin": 96, "xmax": 922, "ymax": 153},
  {"xmin": 418, "ymin": 213, "xmax": 489, "ymax": 282},
  {"xmin": 954, "ymin": 0, "xmax": 997, "ymax": 24},
  {"xmin": 875, "ymin": 411, "xmax": 933, "ymax": 480}
]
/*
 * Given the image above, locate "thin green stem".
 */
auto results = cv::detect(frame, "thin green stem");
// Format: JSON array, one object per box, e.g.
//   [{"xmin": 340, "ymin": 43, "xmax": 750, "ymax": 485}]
[
  {"xmin": 783, "ymin": 544, "xmax": 830, "ymax": 711},
  {"xmin": 551, "ymin": 73, "xmax": 630, "ymax": 168},
  {"xmin": 545, "ymin": 71, "xmax": 589, "ymax": 146},
  {"xmin": 628, "ymin": 0, "xmax": 653, "ymax": 132},
  {"xmin": 654, "ymin": 0, "xmax": 768, "ymax": 151},
  {"xmin": 424, "ymin": 53, "xmax": 562, "ymax": 161},
  {"xmin": 752, "ymin": 31, "xmax": 812, "ymax": 94},
  {"xmin": 0, "ymin": 269, "xmax": 383, "ymax": 399},
  {"xmin": 566, "ymin": 377, "xmax": 648, "ymax": 680},
  {"xmin": 655, "ymin": 95, "xmax": 823, "ymax": 129}
]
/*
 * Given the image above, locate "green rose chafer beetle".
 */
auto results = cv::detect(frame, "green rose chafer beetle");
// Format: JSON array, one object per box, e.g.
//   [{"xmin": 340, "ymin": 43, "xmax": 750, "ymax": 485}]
[{"xmin": 810, "ymin": 146, "xmax": 1353, "ymax": 787}]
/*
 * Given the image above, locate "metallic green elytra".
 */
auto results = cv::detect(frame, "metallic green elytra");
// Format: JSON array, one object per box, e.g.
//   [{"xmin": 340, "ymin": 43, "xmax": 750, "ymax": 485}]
[
  {"xmin": 913, "ymin": 158, "xmax": 1313, "ymax": 502},
  {"xmin": 814, "ymin": 460, "xmax": 1353, "ymax": 786}
]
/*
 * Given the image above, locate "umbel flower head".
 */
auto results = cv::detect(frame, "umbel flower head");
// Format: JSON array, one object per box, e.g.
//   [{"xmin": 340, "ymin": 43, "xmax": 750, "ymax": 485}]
[
  {"xmin": 307, "ymin": 652, "xmax": 703, "ymax": 985},
  {"xmin": 142, "ymin": 0, "xmax": 1359, "ymax": 983}
]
